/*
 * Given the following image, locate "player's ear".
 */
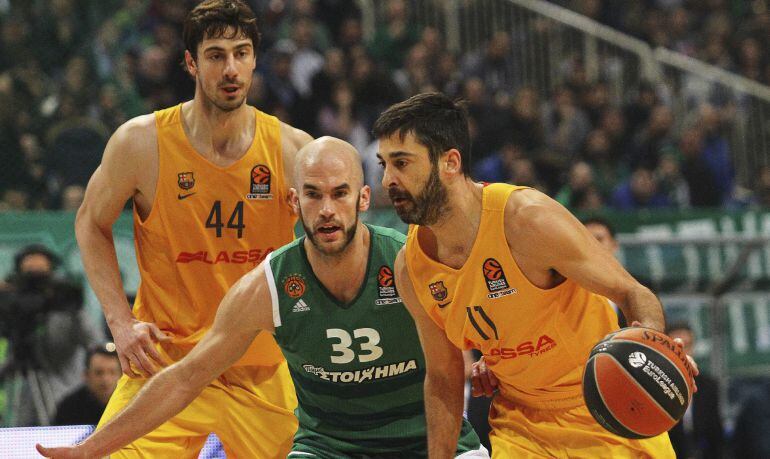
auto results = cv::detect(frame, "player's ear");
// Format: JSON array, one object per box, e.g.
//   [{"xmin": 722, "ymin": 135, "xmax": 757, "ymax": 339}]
[
  {"xmin": 443, "ymin": 149, "xmax": 462, "ymax": 176},
  {"xmin": 184, "ymin": 50, "xmax": 197, "ymax": 77},
  {"xmin": 358, "ymin": 185, "xmax": 371, "ymax": 212},
  {"xmin": 288, "ymin": 188, "xmax": 300, "ymax": 215}
]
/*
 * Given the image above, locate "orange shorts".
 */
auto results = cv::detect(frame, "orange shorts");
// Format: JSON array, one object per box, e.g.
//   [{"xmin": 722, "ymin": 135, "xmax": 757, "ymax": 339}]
[
  {"xmin": 488, "ymin": 396, "xmax": 675, "ymax": 458},
  {"xmin": 98, "ymin": 360, "xmax": 297, "ymax": 458}
]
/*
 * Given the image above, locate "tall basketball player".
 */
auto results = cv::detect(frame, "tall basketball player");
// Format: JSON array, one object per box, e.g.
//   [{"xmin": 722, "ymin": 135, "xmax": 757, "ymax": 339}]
[
  {"xmin": 62, "ymin": 1, "xmax": 311, "ymax": 456},
  {"xmin": 374, "ymin": 93, "xmax": 696, "ymax": 458}
]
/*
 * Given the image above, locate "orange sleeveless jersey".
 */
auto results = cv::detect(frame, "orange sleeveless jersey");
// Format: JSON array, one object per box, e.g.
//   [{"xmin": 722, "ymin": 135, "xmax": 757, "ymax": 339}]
[
  {"xmin": 132, "ymin": 104, "xmax": 296, "ymax": 367},
  {"xmin": 405, "ymin": 183, "xmax": 618, "ymax": 409}
]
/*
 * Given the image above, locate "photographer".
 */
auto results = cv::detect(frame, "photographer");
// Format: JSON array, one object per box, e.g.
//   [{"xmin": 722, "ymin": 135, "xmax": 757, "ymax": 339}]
[{"xmin": 0, "ymin": 244, "xmax": 94, "ymax": 426}]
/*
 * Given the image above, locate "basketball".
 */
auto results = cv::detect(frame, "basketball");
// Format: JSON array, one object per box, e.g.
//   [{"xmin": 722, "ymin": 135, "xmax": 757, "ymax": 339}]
[{"xmin": 582, "ymin": 327, "xmax": 696, "ymax": 439}]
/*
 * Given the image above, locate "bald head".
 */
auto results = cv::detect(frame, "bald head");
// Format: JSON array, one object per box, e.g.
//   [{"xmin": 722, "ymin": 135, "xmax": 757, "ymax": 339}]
[{"xmin": 294, "ymin": 136, "xmax": 364, "ymax": 188}]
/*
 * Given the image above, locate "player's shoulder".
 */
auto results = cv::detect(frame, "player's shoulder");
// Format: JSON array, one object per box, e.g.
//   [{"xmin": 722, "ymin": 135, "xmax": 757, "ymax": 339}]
[
  {"xmin": 110, "ymin": 113, "xmax": 157, "ymax": 153},
  {"xmin": 101, "ymin": 113, "xmax": 157, "ymax": 170},
  {"xmin": 268, "ymin": 237, "xmax": 305, "ymax": 263},
  {"xmin": 504, "ymin": 187, "xmax": 564, "ymax": 230},
  {"xmin": 279, "ymin": 121, "xmax": 313, "ymax": 153},
  {"xmin": 368, "ymin": 224, "xmax": 407, "ymax": 246}
]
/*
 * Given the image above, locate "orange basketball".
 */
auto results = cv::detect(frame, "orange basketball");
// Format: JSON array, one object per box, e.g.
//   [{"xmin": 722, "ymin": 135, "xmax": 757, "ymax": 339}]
[{"xmin": 582, "ymin": 327, "xmax": 696, "ymax": 439}]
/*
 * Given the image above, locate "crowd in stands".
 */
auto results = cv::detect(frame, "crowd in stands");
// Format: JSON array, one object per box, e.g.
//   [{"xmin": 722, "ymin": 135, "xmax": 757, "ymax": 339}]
[
  {"xmin": 559, "ymin": 0, "xmax": 770, "ymax": 85},
  {"xmin": 0, "ymin": 0, "xmax": 768, "ymax": 212}
]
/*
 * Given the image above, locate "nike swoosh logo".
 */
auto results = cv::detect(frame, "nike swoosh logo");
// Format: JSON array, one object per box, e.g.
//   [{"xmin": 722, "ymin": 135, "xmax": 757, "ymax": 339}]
[
  {"xmin": 438, "ymin": 301, "xmax": 451, "ymax": 308},
  {"xmin": 178, "ymin": 192, "xmax": 196, "ymax": 200}
]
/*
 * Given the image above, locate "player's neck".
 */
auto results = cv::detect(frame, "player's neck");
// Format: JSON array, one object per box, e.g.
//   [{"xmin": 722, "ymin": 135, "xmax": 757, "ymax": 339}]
[
  {"xmin": 182, "ymin": 99, "xmax": 255, "ymax": 163},
  {"xmin": 306, "ymin": 223, "xmax": 371, "ymax": 303},
  {"xmin": 420, "ymin": 180, "xmax": 483, "ymax": 268},
  {"xmin": 426, "ymin": 179, "xmax": 483, "ymax": 245}
]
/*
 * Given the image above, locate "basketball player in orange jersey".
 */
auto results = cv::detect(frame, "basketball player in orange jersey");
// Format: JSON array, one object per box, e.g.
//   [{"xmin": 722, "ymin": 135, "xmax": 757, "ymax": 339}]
[
  {"xmin": 374, "ymin": 93, "xmax": 696, "ymax": 458},
  {"xmin": 69, "ymin": 1, "xmax": 311, "ymax": 456}
]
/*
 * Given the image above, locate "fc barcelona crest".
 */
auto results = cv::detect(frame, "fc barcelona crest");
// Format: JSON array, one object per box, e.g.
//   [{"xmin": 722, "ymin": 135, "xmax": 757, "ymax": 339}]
[
  {"xmin": 429, "ymin": 281, "xmax": 448, "ymax": 301},
  {"xmin": 177, "ymin": 172, "xmax": 195, "ymax": 190}
]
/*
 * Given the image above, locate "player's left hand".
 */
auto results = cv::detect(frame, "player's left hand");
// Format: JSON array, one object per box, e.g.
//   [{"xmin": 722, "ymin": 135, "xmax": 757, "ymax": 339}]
[
  {"xmin": 631, "ymin": 321, "xmax": 699, "ymax": 394},
  {"xmin": 470, "ymin": 356, "xmax": 499, "ymax": 397},
  {"xmin": 35, "ymin": 443, "xmax": 87, "ymax": 459}
]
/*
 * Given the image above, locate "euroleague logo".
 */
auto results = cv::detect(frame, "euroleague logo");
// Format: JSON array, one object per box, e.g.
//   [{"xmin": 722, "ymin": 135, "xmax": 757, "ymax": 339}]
[
  {"xmin": 482, "ymin": 258, "xmax": 517, "ymax": 299},
  {"xmin": 375, "ymin": 265, "xmax": 402, "ymax": 306},
  {"xmin": 378, "ymin": 266, "xmax": 394, "ymax": 287},
  {"xmin": 628, "ymin": 351, "xmax": 647, "ymax": 368},
  {"xmin": 247, "ymin": 164, "xmax": 273, "ymax": 200},
  {"xmin": 283, "ymin": 274, "xmax": 306, "ymax": 299}
]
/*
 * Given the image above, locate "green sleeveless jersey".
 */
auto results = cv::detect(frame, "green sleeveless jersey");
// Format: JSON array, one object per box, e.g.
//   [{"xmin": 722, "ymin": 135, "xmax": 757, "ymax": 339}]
[{"xmin": 267, "ymin": 224, "xmax": 481, "ymax": 457}]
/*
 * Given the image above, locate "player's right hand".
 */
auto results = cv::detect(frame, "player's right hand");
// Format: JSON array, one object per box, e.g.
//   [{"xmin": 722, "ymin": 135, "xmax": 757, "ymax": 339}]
[
  {"xmin": 471, "ymin": 356, "xmax": 499, "ymax": 398},
  {"xmin": 111, "ymin": 319, "xmax": 172, "ymax": 378},
  {"xmin": 35, "ymin": 443, "xmax": 87, "ymax": 459}
]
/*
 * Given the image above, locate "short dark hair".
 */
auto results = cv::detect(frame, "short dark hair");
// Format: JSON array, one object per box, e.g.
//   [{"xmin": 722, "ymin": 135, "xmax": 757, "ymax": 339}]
[
  {"xmin": 183, "ymin": 0, "xmax": 261, "ymax": 60},
  {"xmin": 582, "ymin": 216, "xmax": 616, "ymax": 238},
  {"xmin": 14, "ymin": 244, "xmax": 60, "ymax": 273},
  {"xmin": 372, "ymin": 92, "xmax": 472, "ymax": 176},
  {"xmin": 85, "ymin": 345, "xmax": 119, "ymax": 370},
  {"xmin": 665, "ymin": 321, "xmax": 693, "ymax": 335}
]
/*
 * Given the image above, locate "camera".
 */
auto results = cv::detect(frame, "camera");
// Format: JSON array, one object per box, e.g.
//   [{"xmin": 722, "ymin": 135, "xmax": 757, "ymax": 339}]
[{"xmin": 0, "ymin": 269, "xmax": 83, "ymax": 367}]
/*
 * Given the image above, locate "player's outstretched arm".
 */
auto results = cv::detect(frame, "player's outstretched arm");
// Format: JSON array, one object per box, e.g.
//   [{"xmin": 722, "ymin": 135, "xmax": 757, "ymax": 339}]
[
  {"xmin": 395, "ymin": 249, "xmax": 464, "ymax": 459},
  {"xmin": 36, "ymin": 263, "xmax": 276, "ymax": 459},
  {"xmin": 504, "ymin": 189, "xmax": 665, "ymax": 331}
]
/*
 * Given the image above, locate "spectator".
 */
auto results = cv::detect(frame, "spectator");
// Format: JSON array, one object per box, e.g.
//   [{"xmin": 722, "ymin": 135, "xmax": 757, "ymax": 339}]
[
  {"xmin": 53, "ymin": 346, "xmax": 121, "ymax": 426},
  {"xmin": 677, "ymin": 127, "xmax": 721, "ymax": 207},
  {"xmin": 541, "ymin": 85, "xmax": 591, "ymax": 158},
  {"xmin": 629, "ymin": 104, "xmax": 675, "ymax": 170},
  {"xmin": 666, "ymin": 322, "xmax": 725, "ymax": 459},
  {"xmin": 367, "ymin": 0, "xmax": 419, "ymax": 71},
  {"xmin": 612, "ymin": 167, "xmax": 672, "ymax": 210},
  {"xmin": 732, "ymin": 380, "xmax": 770, "ymax": 459},
  {"xmin": 555, "ymin": 161, "xmax": 602, "ymax": 210},
  {"xmin": 698, "ymin": 104, "xmax": 734, "ymax": 204},
  {"xmin": 582, "ymin": 216, "xmax": 626, "ymax": 328}
]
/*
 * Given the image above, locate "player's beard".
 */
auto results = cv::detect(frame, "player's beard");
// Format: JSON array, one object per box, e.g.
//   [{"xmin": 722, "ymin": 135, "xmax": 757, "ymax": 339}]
[
  {"xmin": 388, "ymin": 162, "xmax": 449, "ymax": 226},
  {"xmin": 299, "ymin": 201, "xmax": 360, "ymax": 257},
  {"xmin": 201, "ymin": 78, "xmax": 248, "ymax": 112}
]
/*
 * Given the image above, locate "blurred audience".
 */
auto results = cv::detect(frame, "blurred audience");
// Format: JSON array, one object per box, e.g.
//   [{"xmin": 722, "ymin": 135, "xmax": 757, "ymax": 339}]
[
  {"xmin": 666, "ymin": 322, "xmax": 725, "ymax": 459},
  {"xmin": 53, "ymin": 346, "xmax": 121, "ymax": 426},
  {"xmin": 0, "ymin": 0, "xmax": 765, "ymax": 212}
]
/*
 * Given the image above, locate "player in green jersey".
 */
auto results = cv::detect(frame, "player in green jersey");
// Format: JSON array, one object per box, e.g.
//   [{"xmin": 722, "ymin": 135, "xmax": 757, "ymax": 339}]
[{"xmin": 37, "ymin": 136, "xmax": 486, "ymax": 459}]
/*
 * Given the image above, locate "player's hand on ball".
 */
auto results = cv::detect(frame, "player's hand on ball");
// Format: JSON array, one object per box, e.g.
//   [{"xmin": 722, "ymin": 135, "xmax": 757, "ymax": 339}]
[
  {"xmin": 672, "ymin": 337, "xmax": 699, "ymax": 393},
  {"xmin": 35, "ymin": 443, "xmax": 87, "ymax": 459},
  {"xmin": 112, "ymin": 319, "xmax": 172, "ymax": 378},
  {"xmin": 471, "ymin": 356, "xmax": 499, "ymax": 397},
  {"xmin": 631, "ymin": 321, "xmax": 699, "ymax": 393}
]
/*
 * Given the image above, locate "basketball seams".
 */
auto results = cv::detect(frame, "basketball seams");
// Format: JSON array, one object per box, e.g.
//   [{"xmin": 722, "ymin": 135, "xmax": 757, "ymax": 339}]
[
  {"xmin": 601, "ymin": 352, "xmax": 677, "ymax": 425},
  {"xmin": 607, "ymin": 338, "xmax": 692, "ymax": 401},
  {"xmin": 588, "ymin": 355, "xmax": 642, "ymax": 438}
]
